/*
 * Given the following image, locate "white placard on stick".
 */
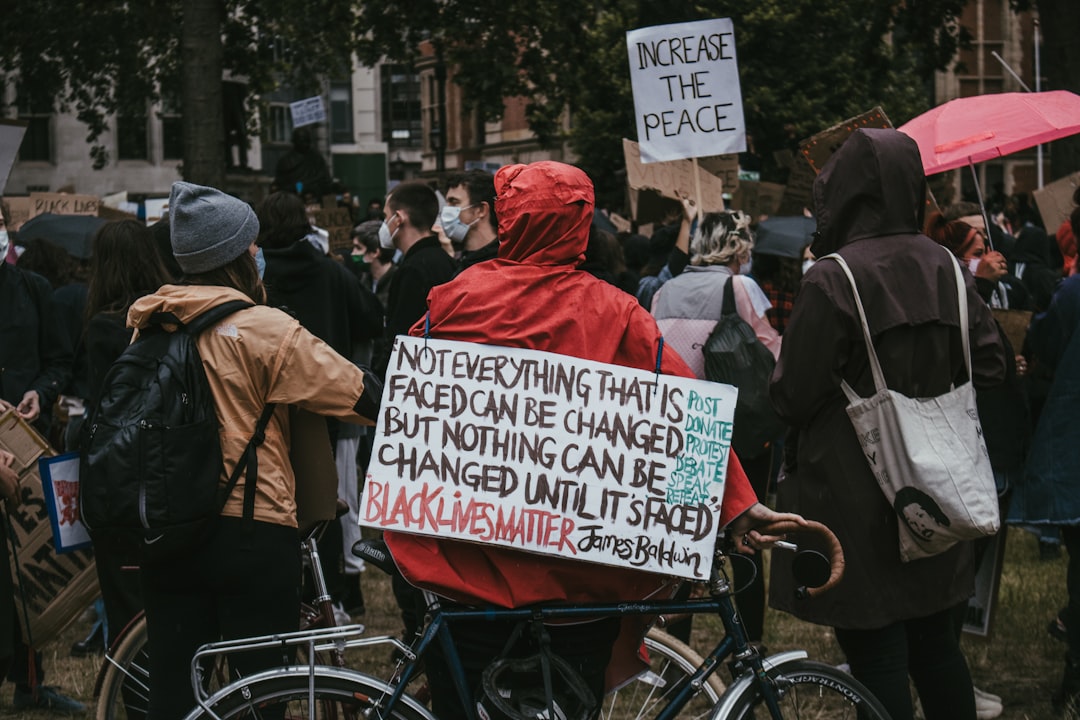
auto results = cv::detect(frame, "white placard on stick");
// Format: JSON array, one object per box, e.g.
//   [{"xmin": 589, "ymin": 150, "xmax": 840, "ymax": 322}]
[
  {"xmin": 290, "ymin": 96, "xmax": 327, "ymax": 128},
  {"xmin": 626, "ymin": 18, "xmax": 747, "ymax": 164},
  {"xmin": 360, "ymin": 337, "xmax": 738, "ymax": 580}
]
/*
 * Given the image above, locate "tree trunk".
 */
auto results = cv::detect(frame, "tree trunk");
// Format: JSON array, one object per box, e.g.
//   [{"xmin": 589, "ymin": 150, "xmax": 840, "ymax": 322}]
[
  {"xmin": 1038, "ymin": 0, "xmax": 1080, "ymax": 181},
  {"xmin": 181, "ymin": 0, "xmax": 225, "ymax": 187}
]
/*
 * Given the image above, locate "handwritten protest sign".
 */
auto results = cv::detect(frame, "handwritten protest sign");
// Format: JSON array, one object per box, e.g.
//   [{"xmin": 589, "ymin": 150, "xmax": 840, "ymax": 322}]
[
  {"xmin": 28, "ymin": 192, "xmax": 100, "ymax": 219},
  {"xmin": 360, "ymin": 337, "xmax": 738, "ymax": 580},
  {"xmin": 624, "ymin": 139, "xmax": 726, "ymax": 222},
  {"xmin": 626, "ymin": 18, "xmax": 747, "ymax": 164},
  {"xmin": 0, "ymin": 412, "xmax": 97, "ymax": 647},
  {"xmin": 1034, "ymin": 170, "xmax": 1080, "ymax": 232},
  {"xmin": 800, "ymin": 107, "xmax": 892, "ymax": 174},
  {"xmin": 38, "ymin": 453, "xmax": 92, "ymax": 554},
  {"xmin": 290, "ymin": 96, "xmax": 327, "ymax": 128}
]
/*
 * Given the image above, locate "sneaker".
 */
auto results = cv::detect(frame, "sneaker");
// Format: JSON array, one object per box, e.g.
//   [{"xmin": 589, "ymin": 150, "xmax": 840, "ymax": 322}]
[
  {"xmin": 13, "ymin": 686, "xmax": 87, "ymax": 714},
  {"xmin": 974, "ymin": 686, "xmax": 1001, "ymax": 704},
  {"xmin": 974, "ymin": 693, "xmax": 1002, "ymax": 720}
]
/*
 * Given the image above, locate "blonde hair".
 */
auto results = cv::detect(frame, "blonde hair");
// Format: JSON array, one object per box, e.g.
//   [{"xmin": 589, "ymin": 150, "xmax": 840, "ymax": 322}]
[{"xmin": 691, "ymin": 210, "xmax": 755, "ymax": 266}]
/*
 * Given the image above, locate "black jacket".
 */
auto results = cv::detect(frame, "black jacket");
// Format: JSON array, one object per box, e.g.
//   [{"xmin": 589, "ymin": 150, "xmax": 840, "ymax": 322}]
[
  {"xmin": 0, "ymin": 263, "xmax": 71, "ymax": 414},
  {"xmin": 263, "ymin": 240, "xmax": 383, "ymax": 359},
  {"xmin": 375, "ymin": 236, "xmax": 456, "ymax": 376}
]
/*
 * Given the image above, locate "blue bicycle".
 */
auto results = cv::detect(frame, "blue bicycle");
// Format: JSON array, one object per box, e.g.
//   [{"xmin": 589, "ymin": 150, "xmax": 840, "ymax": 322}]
[{"xmin": 180, "ymin": 519, "xmax": 889, "ymax": 720}]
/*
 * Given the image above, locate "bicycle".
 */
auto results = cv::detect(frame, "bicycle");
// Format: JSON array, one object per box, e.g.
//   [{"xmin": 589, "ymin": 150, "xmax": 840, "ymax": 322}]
[
  {"xmin": 93, "ymin": 517, "xmax": 356, "ymax": 720},
  {"xmin": 177, "ymin": 519, "xmax": 890, "ymax": 720}
]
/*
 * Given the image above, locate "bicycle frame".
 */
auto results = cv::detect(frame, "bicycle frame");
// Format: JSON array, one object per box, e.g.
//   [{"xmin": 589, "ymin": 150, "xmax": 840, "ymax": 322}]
[{"xmin": 187, "ymin": 554, "xmax": 793, "ymax": 720}]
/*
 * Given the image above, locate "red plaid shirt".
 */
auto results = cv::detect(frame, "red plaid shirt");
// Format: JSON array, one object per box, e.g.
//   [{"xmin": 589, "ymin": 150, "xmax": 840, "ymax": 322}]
[{"xmin": 760, "ymin": 281, "xmax": 796, "ymax": 335}]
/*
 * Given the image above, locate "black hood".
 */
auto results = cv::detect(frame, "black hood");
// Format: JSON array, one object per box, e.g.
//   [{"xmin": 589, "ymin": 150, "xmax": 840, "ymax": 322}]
[
  {"xmin": 262, "ymin": 239, "xmax": 325, "ymax": 294},
  {"xmin": 811, "ymin": 128, "xmax": 928, "ymax": 257}
]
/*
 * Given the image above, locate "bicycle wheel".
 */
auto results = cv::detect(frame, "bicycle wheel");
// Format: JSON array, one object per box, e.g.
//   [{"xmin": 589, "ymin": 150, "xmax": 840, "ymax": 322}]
[
  {"xmin": 184, "ymin": 667, "xmax": 434, "ymax": 720},
  {"xmin": 96, "ymin": 615, "xmax": 150, "ymax": 720},
  {"xmin": 725, "ymin": 659, "xmax": 890, "ymax": 720},
  {"xmin": 599, "ymin": 628, "xmax": 725, "ymax": 720}
]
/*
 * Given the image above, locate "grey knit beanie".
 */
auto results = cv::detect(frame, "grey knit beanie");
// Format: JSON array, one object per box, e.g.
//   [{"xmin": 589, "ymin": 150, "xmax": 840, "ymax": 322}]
[{"xmin": 169, "ymin": 181, "xmax": 259, "ymax": 274}]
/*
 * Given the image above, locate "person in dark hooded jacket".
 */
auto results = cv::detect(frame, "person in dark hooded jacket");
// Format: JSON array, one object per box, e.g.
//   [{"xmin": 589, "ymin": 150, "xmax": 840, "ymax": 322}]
[
  {"xmin": 769, "ymin": 129, "xmax": 1006, "ymax": 720},
  {"xmin": 385, "ymin": 161, "xmax": 800, "ymax": 720}
]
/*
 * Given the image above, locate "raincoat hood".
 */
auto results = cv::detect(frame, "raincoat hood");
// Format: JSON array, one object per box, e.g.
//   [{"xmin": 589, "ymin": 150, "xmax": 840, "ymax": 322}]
[
  {"xmin": 128, "ymin": 284, "xmax": 256, "ymax": 329},
  {"xmin": 811, "ymin": 128, "xmax": 927, "ymax": 257},
  {"xmin": 495, "ymin": 161, "xmax": 594, "ymax": 266}
]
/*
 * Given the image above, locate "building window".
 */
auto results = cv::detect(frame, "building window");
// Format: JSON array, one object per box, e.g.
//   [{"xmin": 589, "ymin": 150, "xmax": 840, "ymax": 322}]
[
  {"xmin": 330, "ymin": 81, "xmax": 353, "ymax": 144},
  {"xmin": 17, "ymin": 92, "xmax": 52, "ymax": 162},
  {"xmin": 381, "ymin": 64, "xmax": 421, "ymax": 149},
  {"xmin": 267, "ymin": 104, "xmax": 292, "ymax": 145},
  {"xmin": 161, "ymin": 92, "xmax": 183, "ymax": 160},
  {"xmin": 117, "ymin": 110, "xmax": 149, "ymax": 160}
]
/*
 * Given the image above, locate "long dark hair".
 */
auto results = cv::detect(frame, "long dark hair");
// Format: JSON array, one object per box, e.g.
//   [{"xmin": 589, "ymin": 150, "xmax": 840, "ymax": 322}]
[
  {"xmin": 85, "ymin": 220, "xmax": 171, "ymax": 320},
  {"xmin": 183, "ymin": 250, "xmax": 266, "ymax": 305},
  {"xmin": 257, "ymin": 191, "xmax": 311, "ymax": 250}
]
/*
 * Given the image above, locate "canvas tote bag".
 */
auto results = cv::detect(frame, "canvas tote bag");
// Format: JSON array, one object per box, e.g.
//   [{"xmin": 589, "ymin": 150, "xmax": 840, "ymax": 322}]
[{"xmin": 823, "ymin": 252, "xmax": 999, "ymax": 562}]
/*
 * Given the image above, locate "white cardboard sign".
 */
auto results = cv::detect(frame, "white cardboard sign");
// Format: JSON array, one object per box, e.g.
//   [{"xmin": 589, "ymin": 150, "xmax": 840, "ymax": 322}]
[
  {"xmin": 360, "ymin": 337, "xmax": 737, "ymax": 580},
  {"xmin": 626, "ymin": 18, "xmax": 747, "ymax": 164},
  {"xmin": 290, "ymin": 96, "xmax": 327, "ymax": 128}
]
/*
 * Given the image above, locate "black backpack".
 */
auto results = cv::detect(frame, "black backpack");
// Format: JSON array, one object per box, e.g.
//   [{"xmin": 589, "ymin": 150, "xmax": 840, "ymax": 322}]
[
  {"xmin": 702, "ymin": 278, "xmax": 786, "ymax": 459},
  {"xmin": 79, "ymin": 301, "xmax": 275, "ymax": 560}
]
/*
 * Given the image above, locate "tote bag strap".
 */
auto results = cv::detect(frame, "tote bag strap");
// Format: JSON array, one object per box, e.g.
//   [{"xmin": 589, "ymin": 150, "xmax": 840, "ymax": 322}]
[
  {"xmin": 823, "ymin": 250, "xmax": 972, "ymax": 396},
  {"xmin": 820, "ymin": 254, "xmax": 887, "ymax": 399}
]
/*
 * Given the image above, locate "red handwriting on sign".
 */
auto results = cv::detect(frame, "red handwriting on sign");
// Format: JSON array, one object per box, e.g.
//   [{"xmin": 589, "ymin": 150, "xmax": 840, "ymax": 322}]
[
  {"xmin": 53, "ymin": 480, "xmax": 80, "ymax": 526},
  {"xmin": 363, "ymin": 479, "xmax": 576, "ymax": 554}
]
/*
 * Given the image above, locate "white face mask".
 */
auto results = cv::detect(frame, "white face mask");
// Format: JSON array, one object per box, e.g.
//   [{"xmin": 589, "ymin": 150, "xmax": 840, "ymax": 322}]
[
  {"xmin": 0, "ymin": 230, "xmax": 8, "ymax": 260},
  {"xmin": 967, "ymin": 257, "xmax": 981, "ymax": 275},
  {"xmin": 802, "ymin": 258, "xmax": 815, "ymax": 275},
  {"xmin": 439, "ymin": 204, "xmax": 478, "ymax": 244},
  {"xmin": 739, "ymin": 258, "xmax": 752, "ymax": 276},
  {"xmin": 378, "ymin": 215, "xmax": 398, "ymax": 250}
]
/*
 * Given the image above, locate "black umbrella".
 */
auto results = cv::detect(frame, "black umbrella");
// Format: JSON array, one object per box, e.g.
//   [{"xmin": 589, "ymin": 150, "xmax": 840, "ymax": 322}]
[
  {"xmin": 17, "ymin": 213, "xmax": 107, "ymax": 259},
  {"xmin": 753, "ymin": 216, "xmax": 815, "ymax": 259}
]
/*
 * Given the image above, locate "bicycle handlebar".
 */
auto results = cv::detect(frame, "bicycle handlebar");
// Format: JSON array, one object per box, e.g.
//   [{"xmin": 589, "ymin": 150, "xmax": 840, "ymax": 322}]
[{"xmin": 751, "ymin": 519, "xmax": 845, "ymax": 599}]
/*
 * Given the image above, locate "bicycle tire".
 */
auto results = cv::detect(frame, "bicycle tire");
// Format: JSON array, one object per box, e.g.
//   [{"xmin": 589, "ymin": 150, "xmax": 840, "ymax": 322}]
[
  {"xmin": 183, "ymin": 666, "xmax": 434, "ymax": 720},
  {"xmin": 599, "ymin": 628, "xmax": 726, "ymax": 720},
  {"xmin": 96, "ymin": 615, "xmax": 150, "ymax": 720},
  {"xmin": 723, "ymin": 659, "xmax": 890, "ymax": 720}
]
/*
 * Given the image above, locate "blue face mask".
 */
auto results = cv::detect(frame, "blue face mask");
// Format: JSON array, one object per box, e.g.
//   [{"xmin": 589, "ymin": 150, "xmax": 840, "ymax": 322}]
[{"xmin": 255, "ymin": 247, "xmax": 266, "ymax": 279}]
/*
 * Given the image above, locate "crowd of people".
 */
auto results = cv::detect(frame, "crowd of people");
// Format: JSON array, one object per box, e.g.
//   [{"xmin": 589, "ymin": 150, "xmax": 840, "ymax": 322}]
[{"xmin": 2, "ymin": 128, "xmax": 1080, "ymax": 719}]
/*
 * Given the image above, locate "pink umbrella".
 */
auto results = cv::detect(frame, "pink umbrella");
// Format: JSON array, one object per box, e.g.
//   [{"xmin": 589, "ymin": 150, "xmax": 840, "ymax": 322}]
[
  {"xmin": 898, "ymin": 90, "xmax": 1080, "ymax": 247},
  {"xmin": 898, "ymin": 90, "xmax": 1080, "ymax": 176}
]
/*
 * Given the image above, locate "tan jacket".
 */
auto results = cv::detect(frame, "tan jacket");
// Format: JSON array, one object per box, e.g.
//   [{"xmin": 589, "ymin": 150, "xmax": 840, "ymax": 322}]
[{"xmin": 128, "ymin": 284, "xmax": 372, "ymax": 528}]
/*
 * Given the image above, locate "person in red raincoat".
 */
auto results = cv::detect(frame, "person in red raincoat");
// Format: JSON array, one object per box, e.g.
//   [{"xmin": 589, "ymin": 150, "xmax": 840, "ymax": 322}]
[{"xmin": 385, "ymin": 161, "xmax": 800, "ymax": 719}]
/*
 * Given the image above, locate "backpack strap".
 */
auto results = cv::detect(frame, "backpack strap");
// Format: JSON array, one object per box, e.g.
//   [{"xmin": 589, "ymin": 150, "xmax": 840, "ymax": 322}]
[
  {"xmin": 219, "ymin": 402, "xmax": 277, "ymax": 526},
  {"xmin": 720, "ymin": 275, "xmax": 738, "ymax": 317}
]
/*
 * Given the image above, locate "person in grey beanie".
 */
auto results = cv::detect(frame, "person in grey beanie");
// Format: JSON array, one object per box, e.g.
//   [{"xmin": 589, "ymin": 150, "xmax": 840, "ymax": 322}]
[{"xmin": 129, "ymin": 181, "xmax": 383, "ymax": 720}]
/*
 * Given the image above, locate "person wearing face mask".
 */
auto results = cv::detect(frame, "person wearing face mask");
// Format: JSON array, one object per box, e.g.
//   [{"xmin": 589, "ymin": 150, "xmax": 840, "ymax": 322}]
[
  {"xmin": 437, "ymin": 170, "xmax": 498, "ymax": 272},
  {"xmin": 373, "ymin": 182, "xmax": 457, "ymax": 379},
  {"xmin": 650, "ymin": 206, "xmax": 781, "ymax": 647},
  {"xmin": 0, "ymin": 200, "xmax": 82, "ymax": 712},
  {"xmin": 925, "ymin": 212, "xmax": 1032, "ymax": 312}
]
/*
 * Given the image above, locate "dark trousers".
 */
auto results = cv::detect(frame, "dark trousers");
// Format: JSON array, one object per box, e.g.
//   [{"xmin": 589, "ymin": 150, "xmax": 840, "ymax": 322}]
[
  {"xmin": 835, "ymin": 607, "xmax": 975, "ymax": 720},
  {"xmin": 141, "ymin": 518, "xmax": 300, "ymax": 720},
  {"xmin": 0, "ymin": 516, "xmax": 44, "ymax": 691},
  {"xmin": 1063, "ymin": 526, "xmax": 1080, "ymax": 663},
  {"xmin": 425, "ymin": 609, "xmax": 620, "ymax": 720}
]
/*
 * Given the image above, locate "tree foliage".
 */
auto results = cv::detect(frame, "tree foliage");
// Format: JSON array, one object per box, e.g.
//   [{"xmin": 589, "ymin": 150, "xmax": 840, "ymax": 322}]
[{"xmin": 0, "ymin": 0, "xmax": 356, "ymax": 186}]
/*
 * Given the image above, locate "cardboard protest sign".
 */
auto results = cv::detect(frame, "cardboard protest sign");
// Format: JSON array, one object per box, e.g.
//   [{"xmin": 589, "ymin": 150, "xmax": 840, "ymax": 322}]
[
  {"xmin": 309, "ymin": 207, "xmax": 353, "ymax": 254},
  {"xmin": 27, "ymin": 192, "xmax": 100, "ymax": 219},
  {"xmin": 4, "ymin": 197, "xmax": 31, "ymax": 231},
  {"xmin": 360, "ymin": 337, "xmax": 738, "ymax": 580},
  {"xmin": 626, "ymin": 18, "xmax": 747, "ymax": 164},
  {"xmin": 0, "ymin": 412, "xmax": 98, "ymax": 647},
  {"xmin": 777, "ymin": 157, "xmax": 816, "ymax": 216},
  {"xmin": 800, "ymin": 107, "xmax": 892, "ymax": 174},
  {"xmin": 624, "ymin": 139, "xmax": 725, "ymax": 223},
  {"xmin": 696, "ymin": 154, "xmax": 740, "ymax": 194},
  {"xmin": 0, "ymin": 120, "xmax": 27, "ymax": 196},
  {"xmin": 38, "ymin": 453, "xmax": 92, "ymax": 553},
  {"xmin": 729, "ymin": 181, "xmax": 785, "ymax": 221},
  {"xmin": 1033, "ymin": 171, "xmax": 1080, "ymax": 232}
]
